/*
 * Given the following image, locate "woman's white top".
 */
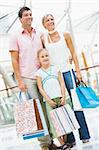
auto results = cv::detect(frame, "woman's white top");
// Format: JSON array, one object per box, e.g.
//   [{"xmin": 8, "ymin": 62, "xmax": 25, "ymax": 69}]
[
  {"xmin": 44, "ymin": 33, "xmax": 70, "ymax": 73},
  {"xmin": 35, "ymin": 65, "xmax": 62, "ymax": 102}
]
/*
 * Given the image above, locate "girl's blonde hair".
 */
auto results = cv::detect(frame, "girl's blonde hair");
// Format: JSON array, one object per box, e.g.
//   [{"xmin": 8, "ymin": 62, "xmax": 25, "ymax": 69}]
[
  {"xmin": 37, "ymin": 48, "xmax": 48, "ymax": 60},
  {"xmin": 42, "ymin": 14, "xmax": 54, "ymax": 25}
]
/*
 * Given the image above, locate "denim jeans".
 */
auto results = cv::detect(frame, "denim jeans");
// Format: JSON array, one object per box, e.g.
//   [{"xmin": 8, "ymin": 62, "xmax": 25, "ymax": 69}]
[{"xmin": 63, "ymin": 70, "xmax": 90, "ymax": 143}]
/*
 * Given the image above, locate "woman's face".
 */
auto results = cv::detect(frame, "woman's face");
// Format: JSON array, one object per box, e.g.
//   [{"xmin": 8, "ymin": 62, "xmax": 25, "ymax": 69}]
[{"xmin": 43, "ymin": 15, "xmax": 55, "ymax": 31}]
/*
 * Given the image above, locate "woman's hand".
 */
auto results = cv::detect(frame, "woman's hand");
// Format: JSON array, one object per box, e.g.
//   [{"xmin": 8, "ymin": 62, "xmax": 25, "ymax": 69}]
[{"xmin": 76, "ymin": 71, "xmax": 82, "ymax": 82}]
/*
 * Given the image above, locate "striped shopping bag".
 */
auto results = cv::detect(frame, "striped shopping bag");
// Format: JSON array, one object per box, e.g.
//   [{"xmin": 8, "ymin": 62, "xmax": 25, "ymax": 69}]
[{"xmin": 50, "ymin": 104, "xmax": 80, "ymax": 137}]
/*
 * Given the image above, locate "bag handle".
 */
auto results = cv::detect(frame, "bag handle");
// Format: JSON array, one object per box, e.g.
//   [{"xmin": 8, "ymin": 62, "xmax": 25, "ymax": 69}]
[
  {"xmin": 69, "ymin": 68, "xmax": 76, "ymax": 89},
  {"xmin": 18, "ymin": 91, "xmax": 31, "ymax": 102},
  {"xmin": 76, "ymin": 80, "xmax": 87, "ymax": 87}
]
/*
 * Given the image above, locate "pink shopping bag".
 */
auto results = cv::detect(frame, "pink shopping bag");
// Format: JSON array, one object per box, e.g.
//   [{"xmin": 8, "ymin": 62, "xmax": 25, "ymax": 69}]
[
  {"xmin": 50, "ymin": 104, "xmax": 80, "ymax": 137},
  {"xmin": 14, "ymin": 98, "xmax": 49, "ymax": 139}
]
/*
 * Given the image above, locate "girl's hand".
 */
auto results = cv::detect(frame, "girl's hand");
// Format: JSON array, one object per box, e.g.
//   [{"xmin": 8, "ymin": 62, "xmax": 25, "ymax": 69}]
[
  {"xmin": 60, "ymin": 97, "xmax": 65, "ymax": 105},
  {"xmin": 48, "ymin": 100, "xmax": 57, "ymax": 108}
]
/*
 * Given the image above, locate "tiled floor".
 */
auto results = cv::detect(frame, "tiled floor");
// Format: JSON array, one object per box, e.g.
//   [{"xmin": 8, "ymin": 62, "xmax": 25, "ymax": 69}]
[
  {"xmin": 3, "ymin": 139, "xmax": 99, "ymax": 150},
  {"xmin": 72, "ymin": 142, "xmax": 99, "ymax": 150},
  {"xmin": 1, "ymin": 108, "xmax": 99, "ymax": 150}
]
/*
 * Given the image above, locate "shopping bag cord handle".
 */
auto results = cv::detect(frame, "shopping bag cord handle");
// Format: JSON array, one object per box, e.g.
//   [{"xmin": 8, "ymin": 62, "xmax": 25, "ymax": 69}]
[{"xmin": 76, "ymin": 80, "xmax": 87, "ymax": 87}]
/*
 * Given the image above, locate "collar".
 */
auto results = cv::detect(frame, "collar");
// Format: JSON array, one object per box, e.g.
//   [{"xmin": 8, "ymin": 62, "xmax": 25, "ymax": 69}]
[{"xmin": 20, "ymin": 27, "xmax": 36, "ymax": 34}]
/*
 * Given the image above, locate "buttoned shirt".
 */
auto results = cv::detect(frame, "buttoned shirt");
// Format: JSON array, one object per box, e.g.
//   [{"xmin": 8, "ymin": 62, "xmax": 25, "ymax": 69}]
[{"xmin": 9, "ymin": 28, "xmax": 43, "ymax": 79}]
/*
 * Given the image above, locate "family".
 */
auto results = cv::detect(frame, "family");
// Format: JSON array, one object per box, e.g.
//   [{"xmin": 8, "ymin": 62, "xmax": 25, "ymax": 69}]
[{"xmin": 9, "ymin": 7, "xmax": 90, "ymax": 150}]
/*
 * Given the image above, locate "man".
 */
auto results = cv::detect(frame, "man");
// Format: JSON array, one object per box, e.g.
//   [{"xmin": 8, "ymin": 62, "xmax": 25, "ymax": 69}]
[{"xmin": 9, "ymin": 7, "xmax": 56, "ymax": 150}]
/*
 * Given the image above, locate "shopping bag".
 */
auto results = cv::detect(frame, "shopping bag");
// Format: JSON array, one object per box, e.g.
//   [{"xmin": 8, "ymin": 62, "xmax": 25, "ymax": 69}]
[
  {"xmin": 69, "ymin": 69, "xmax": 82, "ymax": 111},
  {"xmin": 14, "ymin": 99, "xmax": 37, "ymax": 136},
  {"xmin": 76, "ymin": 81, "xmax": 99, "ymax": 108},
  {"xmin": 71, "ymin": 89, "xmax": 82, "ymax": 111},
  {"xmin": 23, "ymin": 99, "xmax": 49, "ymax": 140},
  {"xmin": 14, "ymin": 93, "xmax": 49, "ymax": 139},
  {"xmin": 50, "ymin": 104, "xmax": 80, "ymax": 137}
]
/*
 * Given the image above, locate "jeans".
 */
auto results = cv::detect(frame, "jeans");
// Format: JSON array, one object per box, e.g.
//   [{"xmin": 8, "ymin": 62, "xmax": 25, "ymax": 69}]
[{"xmin": 63, "ymin": 70, "xmax": 90, "ymax": 143}]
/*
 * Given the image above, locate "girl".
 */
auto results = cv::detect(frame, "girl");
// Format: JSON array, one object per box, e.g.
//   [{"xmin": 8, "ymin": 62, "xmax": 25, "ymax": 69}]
[{"xmin": 35, "ymin": 48, "xmax": 71, "ymax": 150}]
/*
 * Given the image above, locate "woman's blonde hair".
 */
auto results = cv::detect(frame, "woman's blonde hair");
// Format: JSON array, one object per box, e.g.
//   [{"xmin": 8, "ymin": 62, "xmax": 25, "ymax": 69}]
[{"xmin": 42, "ymin": 14, "xmax": 54, "ymax": 25}]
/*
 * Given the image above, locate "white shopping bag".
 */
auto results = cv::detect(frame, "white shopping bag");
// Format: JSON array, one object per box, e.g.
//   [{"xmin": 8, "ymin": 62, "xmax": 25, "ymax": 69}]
[
  {"xmin": 14, "ymin": 92, "xmax": 49, "ymax": 139},
  {"xmin": 50, "ymin": 104, "xmax": 80, "ymax": 137},
  {"xmin": 71, "ymin": 89, "xmax": 82, "ymax": 111},
  {"xmin": 14, "ymin": 99, "xmax": 38, "ymax": 136},
  {"xmin": 70, "ymin": 67, "xmax": 82, "ymax": 111}
]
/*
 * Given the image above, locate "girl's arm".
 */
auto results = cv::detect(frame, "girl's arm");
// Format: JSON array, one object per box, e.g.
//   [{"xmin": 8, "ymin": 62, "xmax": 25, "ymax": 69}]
[
  {"xmin": 58, "ymin": 71, "xmax": 66, "ymax": 105},
  {"xmin": 64, "ymin": 32, "xmax": 82, "ymax": 81},
  {"xmin": 36, "ymin": 76, "xmax": 56, "ymax": 107}
]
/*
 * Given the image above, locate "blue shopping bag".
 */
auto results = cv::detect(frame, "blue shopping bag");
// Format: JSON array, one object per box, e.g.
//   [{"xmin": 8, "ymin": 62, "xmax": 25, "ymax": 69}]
[
  {"xmin": 76, "ymin": 81, "xmax": 99, "ymax": 108},
  {"xmin": 23, "ymin": 130, "xmax": 45, "ymax": 140}
]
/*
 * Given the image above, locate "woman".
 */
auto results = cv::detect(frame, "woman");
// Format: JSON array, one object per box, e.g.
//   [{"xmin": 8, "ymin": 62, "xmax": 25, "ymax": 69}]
[{"xmin": 41, "ymin": 14, "xmax": 90, "ymax": 146}]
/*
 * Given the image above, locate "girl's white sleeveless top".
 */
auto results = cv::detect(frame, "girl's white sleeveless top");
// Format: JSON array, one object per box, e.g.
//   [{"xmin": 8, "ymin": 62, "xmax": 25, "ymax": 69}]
[{"xmin": 44, "ymin": 33, "xmax": 70, "ymax": 72}]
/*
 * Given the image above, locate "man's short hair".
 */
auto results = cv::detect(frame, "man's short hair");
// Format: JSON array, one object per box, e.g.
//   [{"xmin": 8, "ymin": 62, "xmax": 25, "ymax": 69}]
[{"xmin": 18, "ymin": 6, "xmax": 31, "ymax": 18}]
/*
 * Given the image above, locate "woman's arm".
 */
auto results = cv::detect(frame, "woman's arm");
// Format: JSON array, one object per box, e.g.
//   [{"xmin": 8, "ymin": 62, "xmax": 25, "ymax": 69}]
[
  {"xmin": 36, "ymin": 76, "xmax": 56, "ymax": 107},
  {"xmin": 64, "ymin": 32, "xmax": 82, "ymax": 81}
]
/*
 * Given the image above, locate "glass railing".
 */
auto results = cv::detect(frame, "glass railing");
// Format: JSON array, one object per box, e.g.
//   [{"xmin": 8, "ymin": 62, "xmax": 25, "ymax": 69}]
[
  {"xmin": 0, "ymin": 94, "xmax": 17, "ymax": 126},
  {"xmin": 0, "ymin": 73, "xmax": 19, "ymax": 127},
  {"xmin": 0, "ymin": 65, "xmax": 99, "ymax": 128}
]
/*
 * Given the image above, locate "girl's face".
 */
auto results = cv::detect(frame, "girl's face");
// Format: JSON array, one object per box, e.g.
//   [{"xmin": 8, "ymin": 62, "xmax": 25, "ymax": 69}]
[
  {"xmin": 43, "ymin": 15, "xmax": 55, "ymax": 31},
  {"xmin": 38, "ymin": 50, "xmax": 50, "ymax": 66}
]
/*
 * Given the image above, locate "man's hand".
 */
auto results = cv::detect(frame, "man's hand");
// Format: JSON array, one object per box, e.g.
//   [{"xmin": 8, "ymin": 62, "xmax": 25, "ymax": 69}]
[{"xmin": 18, "ymin": 80, "xmax": 27, "ymax": 92}]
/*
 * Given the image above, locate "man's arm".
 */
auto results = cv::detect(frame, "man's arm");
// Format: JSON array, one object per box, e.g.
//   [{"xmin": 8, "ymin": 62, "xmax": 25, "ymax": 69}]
[{"xmin": 10, "ymin": 51, "xmax": 27, "ymax": 91}]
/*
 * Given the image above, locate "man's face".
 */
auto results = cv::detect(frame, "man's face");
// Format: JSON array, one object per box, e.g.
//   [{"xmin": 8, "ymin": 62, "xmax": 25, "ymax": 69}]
[{"xmin": 20, "ymin": 10, "xmax": 33, "ymax": 27}]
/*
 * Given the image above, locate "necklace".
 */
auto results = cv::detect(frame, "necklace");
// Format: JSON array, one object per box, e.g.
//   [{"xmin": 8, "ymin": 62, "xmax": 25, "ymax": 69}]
[{"xmin": 48, "ymin": 30, "xmax": 56, "ymax": 34}]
